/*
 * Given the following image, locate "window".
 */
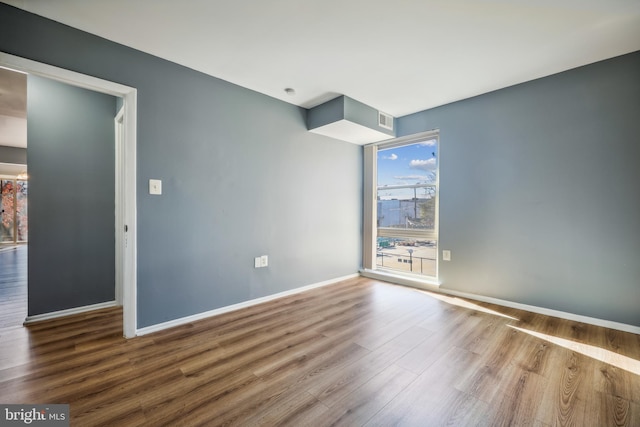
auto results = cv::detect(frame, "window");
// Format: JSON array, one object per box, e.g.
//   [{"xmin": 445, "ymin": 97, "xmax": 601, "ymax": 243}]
[
  {"xmin": 363, "ymin": 132, "xmax": 439, "ymax": 279},
  {"xmin": 1, "ymin": 179, "xmax": 28, "ymax": 243}
]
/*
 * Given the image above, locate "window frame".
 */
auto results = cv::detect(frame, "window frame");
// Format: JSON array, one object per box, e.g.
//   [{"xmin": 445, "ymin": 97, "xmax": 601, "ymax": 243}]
[{"xmin": 363, "ymin": 130, "xmax": 440, "ymax": 280}]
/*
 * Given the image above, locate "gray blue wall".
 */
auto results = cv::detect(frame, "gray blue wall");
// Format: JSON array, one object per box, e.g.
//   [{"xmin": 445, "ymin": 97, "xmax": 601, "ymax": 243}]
[
  {"xmin": 0, "ymin": 4, "xmax": 362, "ymax": 328},
  {"xmin": 7, "ymin": 2, "xmax": 633, "ymax": 328},
  {"xmin": 307, "ymin": 96, "xmax": 395, "ymax": 137},
  {"xmin": 0, "ymin": 146, "xmax": 26, "ymax": 165},
  {"xmin": 399, "ymin": 51, "xmax": 640, "ymax": 326},
  {"xmin": 27, "ymin": 75, "xmax": 116, "ymax": 315}
]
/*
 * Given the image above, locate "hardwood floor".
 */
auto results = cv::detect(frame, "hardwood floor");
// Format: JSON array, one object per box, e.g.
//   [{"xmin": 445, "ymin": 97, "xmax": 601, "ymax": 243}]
[
  {"xmin": 0, "ymin": 276, "xmax": 638, "ymax": 426},
  {"xmin": 0, "ymin": 245, "xmax": 27, "ymax": 328}
]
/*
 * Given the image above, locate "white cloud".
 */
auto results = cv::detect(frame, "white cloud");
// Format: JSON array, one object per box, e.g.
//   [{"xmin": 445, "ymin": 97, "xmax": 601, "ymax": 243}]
[
  {"xmin": 382, "ymin": 153, "xmax": 398, "ymax": 160},
  {"xmin": 409, "ymin": 158, "xmax": 436, "ymax": 171},
  {"xmin": 418, "ymin": 139, "xmax": 437, "ymax": 147}
]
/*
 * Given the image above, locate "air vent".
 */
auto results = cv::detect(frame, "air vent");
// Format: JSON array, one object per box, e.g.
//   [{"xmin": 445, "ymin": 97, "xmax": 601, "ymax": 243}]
[{"xmin": 378, "ymin": 111, "xmax": 393, "ymax": 130}]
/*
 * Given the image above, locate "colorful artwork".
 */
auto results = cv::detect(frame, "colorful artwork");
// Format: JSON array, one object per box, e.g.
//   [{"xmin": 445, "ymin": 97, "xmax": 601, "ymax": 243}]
[
  {"xmin": 1, "ymin": 179, "xmax": 28, "ymax": 243},
  {"xmin": 16, "ymin": 180, "xmax": 28, "ymax": 242}
]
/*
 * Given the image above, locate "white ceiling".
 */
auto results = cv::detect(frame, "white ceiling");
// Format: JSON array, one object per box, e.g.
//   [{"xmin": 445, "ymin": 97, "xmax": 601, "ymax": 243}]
[
  {"xmin": 2, "ymin": 0, "xmax": 640, "ymax": 118},
  {"xmin": 0, "ymin": 162, "xmax": 27, "ymax": 177}
]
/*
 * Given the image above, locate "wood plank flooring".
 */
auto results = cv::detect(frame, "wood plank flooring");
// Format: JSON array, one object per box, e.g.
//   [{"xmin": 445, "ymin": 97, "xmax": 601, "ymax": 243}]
[
  {"xmin": 0, "ymin": 245, "xmax": 27, "ymax": 328},
  {"xmin": 0, "ymin": 276, "xmax": 638, "ymax": 426}
]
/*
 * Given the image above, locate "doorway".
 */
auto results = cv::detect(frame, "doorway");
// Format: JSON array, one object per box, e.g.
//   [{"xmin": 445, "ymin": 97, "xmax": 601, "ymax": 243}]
[
  {"xmin": 0, "ymin": 176, "xmax": 28, "ymax": 328},
  {"xmin": 0, "ymin": 64, "xmax": 28, "ymax": 328},
  {"xmin": 0, "ymin": 52, "xmax": 138, "ymax": 338}
]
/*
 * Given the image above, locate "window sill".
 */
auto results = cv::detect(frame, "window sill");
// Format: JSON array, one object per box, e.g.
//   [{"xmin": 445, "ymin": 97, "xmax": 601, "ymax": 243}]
[{"xmin": 359, "ymin": 268, "xmax": 441, "ymax": 292}]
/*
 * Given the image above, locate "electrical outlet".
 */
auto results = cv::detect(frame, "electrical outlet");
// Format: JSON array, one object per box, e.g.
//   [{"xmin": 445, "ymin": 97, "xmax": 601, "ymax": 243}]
[
  {"xmin": 442, "ymin": 250, "xmax": 451, "ymax": 261},
  {"xmin": 254, "ymin": 257, "xmax": 261, "ymax": 268},
  {"xmin": 260, "ymin": 255, "xmax": 268, "ymax": 267}
]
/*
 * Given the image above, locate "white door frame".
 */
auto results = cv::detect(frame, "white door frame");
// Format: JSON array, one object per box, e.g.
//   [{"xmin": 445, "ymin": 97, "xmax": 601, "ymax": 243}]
[
  {"xmin": 0, "ymin": 52, "xmax": 138, "ymax": 338},
  {"xmin": 114, "ymin": 106, "xmax": 125, "ymax": 307}
]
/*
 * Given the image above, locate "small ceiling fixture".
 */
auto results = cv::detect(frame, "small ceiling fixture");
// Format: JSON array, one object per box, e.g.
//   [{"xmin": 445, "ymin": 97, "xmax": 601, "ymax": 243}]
[{"xmin": 284, "ymin": 88, "xmax": 296, "ymax": 96}]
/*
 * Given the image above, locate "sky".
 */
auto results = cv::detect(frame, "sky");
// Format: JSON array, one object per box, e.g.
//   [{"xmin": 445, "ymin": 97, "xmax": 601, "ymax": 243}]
[{"xmin": 377, "ymin": 138, "xmax": 438, "ymax": 200}]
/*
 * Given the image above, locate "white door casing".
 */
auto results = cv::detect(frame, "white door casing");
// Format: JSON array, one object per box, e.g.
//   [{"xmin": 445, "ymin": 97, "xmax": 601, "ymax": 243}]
[{"xmin": 0, "ymin": 52, "xmax": 138, "ymax": 338}]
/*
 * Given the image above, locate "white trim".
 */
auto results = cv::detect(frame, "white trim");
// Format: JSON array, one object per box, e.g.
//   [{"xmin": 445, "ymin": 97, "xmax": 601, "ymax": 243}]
[
  {"xmin": 360, "ymin": 269, "xmax": 441, "ymax": 292},
  {"xmin": 367, "ymin": 129, "xmax": 439, "ymax": 149},
  {"xmin": 358, "ymin": 271, "xmax": 639, "ymax": 335},
  {"xmin": 23, "ymin": 301, "xmax": 118, "ymax": 324},
  {"xmin": 364, "ymin": 130, "xmax": 441, "ymax": 279},
  {"xmin": 0, "ymin": 52, "xmax": 138, "ymax": 339},
  {"xmin": 439, "ymin": 288, "xmax": 640, "ymax": 335},
  {"xmin": 114, "ymin": 107, "xmax": 124, "ymax": 307},
  {"xmin": 362, "ymin": 145, "xmax": 377, "ymax": 270},
  {"xmin": 0, "ymin": 53, "xmax": 134, "ymax": 97},
  {"xmin": 122, "ymin": 91, "xmax": 138, "ymax": 338},
  {"xmin": 136, "ymin": 273, "xmax": 359, "ymax": 336}
]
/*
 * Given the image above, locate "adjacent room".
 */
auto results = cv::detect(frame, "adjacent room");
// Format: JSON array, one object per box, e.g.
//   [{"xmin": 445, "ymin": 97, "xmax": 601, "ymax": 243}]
[
  {"xmin": 0, "ymin": 1, "xmax": 639, "ymax": 425},
  {"xmin": 0, "ymin": 66, "xmax": 28, "ymax": 329}
]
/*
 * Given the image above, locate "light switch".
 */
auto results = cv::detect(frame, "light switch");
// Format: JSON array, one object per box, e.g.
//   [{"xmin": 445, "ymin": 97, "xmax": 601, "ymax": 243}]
[
  {"xmin": 149, "ymin": 179, "xmax": 162, "ymax": 195},
  {"xmin": 442, "ymin": 250, "xmax": 451, "ymax": 261},
  {"xmin": 254, "ymin": 257, "xmax": 261, "ymax": 268},
  {"xmin": 260, "ymin": 255, "xmax": 268, "ymax": 267}
]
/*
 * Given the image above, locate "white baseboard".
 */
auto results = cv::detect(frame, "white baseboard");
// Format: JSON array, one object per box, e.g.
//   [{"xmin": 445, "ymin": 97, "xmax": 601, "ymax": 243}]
[
  {"xmin": 439, "ymin": 288, "xmax": 640, "ymax": 335},
  {"xmin": 136, "ymin": 273, "xmax": 360, "ymax": 336},
  {"xmin": 0, "ymin": 244, "xmax": 24, "ymax": 253},
  {"xmin": 357, "ymin": 270, "xmax": 639, "ymax": 335},
  {"xmin": 23, "ymin": 301, "xmax": 119, "ymax": 325}
]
